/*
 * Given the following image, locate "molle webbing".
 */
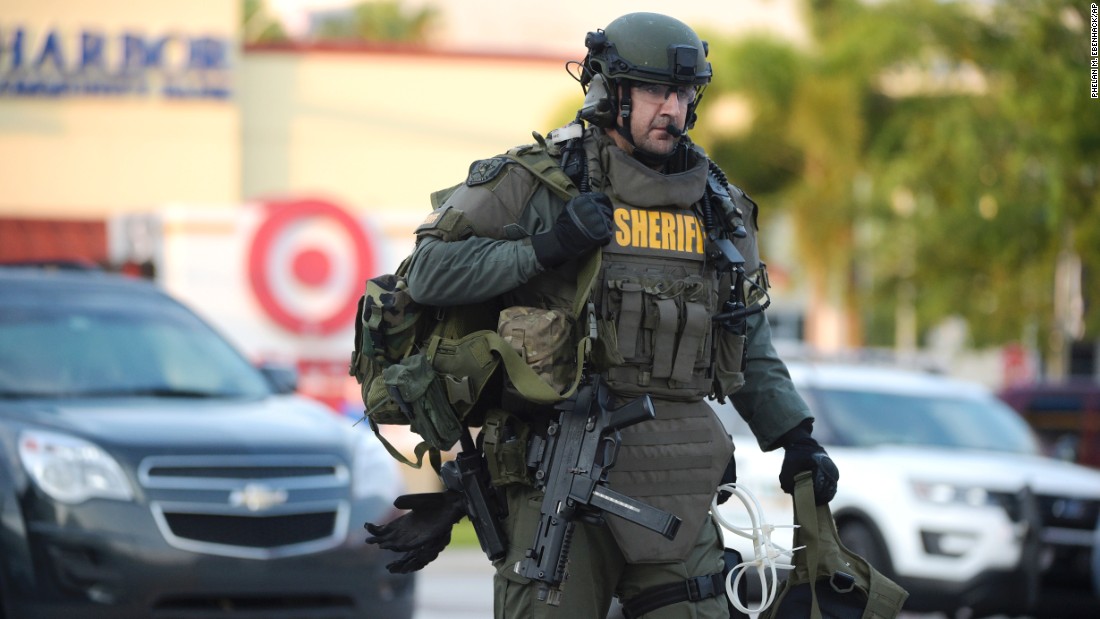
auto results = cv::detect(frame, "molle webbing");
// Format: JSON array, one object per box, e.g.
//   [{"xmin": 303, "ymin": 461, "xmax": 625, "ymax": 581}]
[
  {"xmin": 606, "ymin": 365, "xmax": 710, "ymax": 396},
  {"xmin": 611, "ymin": 455, "xmax": 714, "ymax": 473},
  {"xmin": 610, "ymin": 477, "xmax": 718, "ymax": 498},
  {"xmin": 610, "ymin": 404, "xmax": 722, "ymax": 498}
]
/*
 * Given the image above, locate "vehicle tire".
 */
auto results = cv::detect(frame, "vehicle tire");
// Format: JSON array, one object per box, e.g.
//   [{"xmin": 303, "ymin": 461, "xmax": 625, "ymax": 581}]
[{"xmin": 836, "ymin": 517, "xmax": 894, "ymax": 579}]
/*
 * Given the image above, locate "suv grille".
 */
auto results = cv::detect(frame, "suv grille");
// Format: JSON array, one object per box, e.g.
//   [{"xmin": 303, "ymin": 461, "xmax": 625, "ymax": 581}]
[
  {"xmin": 163, "ymin": 511, "xmax": 338, "ymax": 548},
  {"xmin": 139, "ymin": 455, "xmax": 350, "ymax": 560}
]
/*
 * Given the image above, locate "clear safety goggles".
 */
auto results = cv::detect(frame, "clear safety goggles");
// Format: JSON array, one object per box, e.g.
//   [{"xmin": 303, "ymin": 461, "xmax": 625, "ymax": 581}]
[{"xmin": 632, "ymin": 82, "xmax": 698, "ymax": 105}]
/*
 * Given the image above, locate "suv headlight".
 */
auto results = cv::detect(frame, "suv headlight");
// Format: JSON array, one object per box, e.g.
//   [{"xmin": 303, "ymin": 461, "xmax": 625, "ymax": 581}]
[
  {"xmin": 911, "ymin": 480, "xmax": 995, "ymax": 507},
  {"xmin": 18, "ymin": 430, "xmax": 134, "ymax": 503}
]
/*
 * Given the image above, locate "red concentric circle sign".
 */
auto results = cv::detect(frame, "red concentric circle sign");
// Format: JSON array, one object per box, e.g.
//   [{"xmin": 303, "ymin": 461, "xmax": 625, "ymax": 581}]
[{"xmin": 247, "ymin": 199, "xmax": 375, "ymax": 335}]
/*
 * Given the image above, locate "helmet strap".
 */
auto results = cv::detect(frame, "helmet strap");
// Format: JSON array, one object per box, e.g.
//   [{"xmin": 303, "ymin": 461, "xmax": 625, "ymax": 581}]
[{"xmin": 614, "ymin": 83, "xmax": 636, "ymax": 147}]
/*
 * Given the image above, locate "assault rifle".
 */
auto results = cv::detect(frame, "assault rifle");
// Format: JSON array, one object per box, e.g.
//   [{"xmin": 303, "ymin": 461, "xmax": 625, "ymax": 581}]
[
  {"xmin": 440, "ymin": 429, "xmax": 508, "ymax": 562},
  {"xmin": 516, "ymin": 375, "xmax": 682, "ymax": 605}
]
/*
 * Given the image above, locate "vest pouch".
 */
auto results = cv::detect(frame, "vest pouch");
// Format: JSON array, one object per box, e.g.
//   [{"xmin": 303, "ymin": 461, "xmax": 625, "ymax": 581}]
[
  {"xmin": 428, "ymin": 330, "xmax": 505, "ymax": 427},
  {"xmin": 382, "ymin": 353, "xmax": 463, "ymax": 452},
  {"xmin": 713, "ymin": 332, "xmax": 746, "ymax": 396},
  {"xmin": 497, "ymin": 306, "xmax": 574, "ymax": 396},
  {"xmin": 480, "ymin": 408, "xmax": 533, "ymax": 487},
  {"xmin": 591, "ymin": 317, "xmax": 625, "ymax": 370},
  {"xmin": 364, "ymin": 370, "xmax": 407, "ymax": 425}
]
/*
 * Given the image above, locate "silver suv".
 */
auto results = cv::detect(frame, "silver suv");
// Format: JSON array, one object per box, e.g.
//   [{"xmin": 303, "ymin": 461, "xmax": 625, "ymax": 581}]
[
  {"xmin": 0, "ymin": 266, "xmax": 414, "ymax": 619},
  {"xmin": 714, "ymin": 361, "xmax": 1100, "ymax": 618}
]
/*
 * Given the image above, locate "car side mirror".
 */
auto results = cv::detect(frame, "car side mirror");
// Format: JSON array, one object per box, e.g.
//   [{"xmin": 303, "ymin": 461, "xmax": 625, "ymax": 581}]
[{"xmin": 258, "ymin": 362, "xmax": 299, "ymax": 395}]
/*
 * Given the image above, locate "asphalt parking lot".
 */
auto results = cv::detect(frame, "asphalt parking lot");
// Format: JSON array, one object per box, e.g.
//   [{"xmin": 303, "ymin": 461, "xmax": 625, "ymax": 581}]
[
  {"xmin": 410, "ymin": 547, "xmax": 959, "ymax": 619},
  {"xmin": 413, "ymin": 548, "xmax": 495, "ymax": 619}
]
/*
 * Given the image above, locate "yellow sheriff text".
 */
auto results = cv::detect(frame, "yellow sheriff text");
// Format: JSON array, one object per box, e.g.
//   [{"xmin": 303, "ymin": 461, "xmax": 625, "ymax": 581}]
[{"xmin": 613, "ymin": 207, "xmax": 705, "ymax": 254}]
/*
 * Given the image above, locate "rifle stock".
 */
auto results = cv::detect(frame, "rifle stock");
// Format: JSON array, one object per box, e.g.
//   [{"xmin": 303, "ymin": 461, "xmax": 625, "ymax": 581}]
[{"xmin": 516, "ymin": 376, "xmax": 682, "ymax": 605}]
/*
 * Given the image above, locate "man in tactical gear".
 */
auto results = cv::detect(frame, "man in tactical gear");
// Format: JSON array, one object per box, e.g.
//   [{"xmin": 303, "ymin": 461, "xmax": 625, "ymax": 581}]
[{"xmin": 366, "ymin": 12, "xmax": 839, "ymax": 618}]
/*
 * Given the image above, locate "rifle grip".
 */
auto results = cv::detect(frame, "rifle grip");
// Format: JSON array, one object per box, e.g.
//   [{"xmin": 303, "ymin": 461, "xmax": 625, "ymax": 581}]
[{"xmin": 604, "ymin": 393, "xmax": 655, "ymax": 431}]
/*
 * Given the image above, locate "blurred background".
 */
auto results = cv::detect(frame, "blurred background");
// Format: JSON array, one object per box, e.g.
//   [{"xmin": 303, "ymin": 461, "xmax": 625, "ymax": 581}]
[
  {"xmin": 3, "ymin": 2, "xmax": 1099, "ymax": 617},
  {"xmin": 1, "ymin": 0, "xmax": 1097, "ymax": 441}
]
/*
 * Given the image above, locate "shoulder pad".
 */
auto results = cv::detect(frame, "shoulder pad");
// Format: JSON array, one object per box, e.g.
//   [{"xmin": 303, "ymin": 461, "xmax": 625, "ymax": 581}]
[
  {"xmin": 415, "ymin": 204, "xmax": 473, "ymax": 241},
  {"xmin": 727, "ymin": 184, "xmax": 760, "ymax": 230},
  {"xmin": 466, "ymin": 157, "xmax": 512, "ymax": 187}
]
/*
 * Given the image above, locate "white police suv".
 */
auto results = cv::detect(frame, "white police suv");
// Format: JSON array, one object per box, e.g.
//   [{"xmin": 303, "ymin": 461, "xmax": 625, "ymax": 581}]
[{"xmin": 714, "ymin": 361, "xmax": 1100, "ymax": 618}]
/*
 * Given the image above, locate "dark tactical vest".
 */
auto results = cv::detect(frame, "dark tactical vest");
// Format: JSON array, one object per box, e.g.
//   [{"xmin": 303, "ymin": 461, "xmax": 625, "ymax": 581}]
[
  {"xmin": 588, "ymin": 142, "xmax": 734, "ymax": 563},
  {"xmin": 434, "ymin": 133, "xmax": 743, "ymax": 563}
]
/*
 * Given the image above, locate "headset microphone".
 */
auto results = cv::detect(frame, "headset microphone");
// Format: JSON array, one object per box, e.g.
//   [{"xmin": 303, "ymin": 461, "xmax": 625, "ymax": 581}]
[{"xmin": 665, "ymin": 124, "xmax": 683, "ymax": 138}]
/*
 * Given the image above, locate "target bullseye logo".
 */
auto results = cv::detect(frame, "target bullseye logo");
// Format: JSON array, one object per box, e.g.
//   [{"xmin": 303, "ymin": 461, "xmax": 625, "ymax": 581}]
[{"xmin": 248, "ymin": 199, "xmax": 375, "ymax": 335}]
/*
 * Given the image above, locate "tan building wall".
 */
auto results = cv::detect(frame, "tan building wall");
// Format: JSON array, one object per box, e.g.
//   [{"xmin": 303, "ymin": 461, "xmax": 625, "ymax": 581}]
[
  {"xmin": 239, "ymin": 47, "xmax": 581, "ymax": 241},
  {"xmin": 0, "ymin": 0, "xmax": 240, "ymax": 218},
  {"xmin": 1, "ymin": 0, "xmax": 583, "ymax": 244}
]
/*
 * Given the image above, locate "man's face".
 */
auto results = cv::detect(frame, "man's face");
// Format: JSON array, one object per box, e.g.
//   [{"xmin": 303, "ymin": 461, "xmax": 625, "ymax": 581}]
[{"xmin": 619, "ymin": 82, "xmax": 696, "ymax": 156}]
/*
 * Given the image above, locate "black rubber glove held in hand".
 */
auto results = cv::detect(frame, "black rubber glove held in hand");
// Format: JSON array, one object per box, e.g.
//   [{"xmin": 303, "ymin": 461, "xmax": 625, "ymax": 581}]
[
  {"xmin": 778, "ymin": 421, "xmax": 839, "ymax": 505},
  {"xmin": 365, "ymin": 491, "xmax": 466, "ymax": 574},
  {"xmin": 530, "ymin": 192, "xmax": 615, "ymax": 268}
]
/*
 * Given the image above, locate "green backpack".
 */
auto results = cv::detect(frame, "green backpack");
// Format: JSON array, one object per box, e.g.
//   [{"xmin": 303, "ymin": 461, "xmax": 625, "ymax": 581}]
[{"xmin": 348, "ymin": 139, "xmax": 600, "ymax": 471}]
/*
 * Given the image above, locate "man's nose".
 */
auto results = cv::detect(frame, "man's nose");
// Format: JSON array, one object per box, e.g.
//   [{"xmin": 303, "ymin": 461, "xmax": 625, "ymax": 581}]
[{"xmin": 659, "ymin": 92, "xmax": 686, "ymax": 114}]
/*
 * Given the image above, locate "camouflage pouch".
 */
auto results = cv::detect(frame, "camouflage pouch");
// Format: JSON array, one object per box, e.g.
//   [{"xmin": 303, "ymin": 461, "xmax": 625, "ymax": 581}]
[
  {"xmin": 496, "ymin": 306, "xmax": 575, "ymax": 395},
  {"xmin": 350, "ymin": 269, "xmax": 428, "ymax": 425}
]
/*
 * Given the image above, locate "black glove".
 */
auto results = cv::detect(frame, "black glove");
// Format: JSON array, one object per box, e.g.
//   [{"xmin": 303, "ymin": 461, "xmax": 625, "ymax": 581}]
[
  {"xmin": 530, "ymin": 192, "xmax": 614, "ymax": 268},
  {"xmin": 778, "ymin": 420, "xmax": 839, "ymax": 505},
  {"xmin": 365, "ymin": 491, "xmax": 466, "ymax": 574},
  {"xmin": 716, "ymin": 455, "xmax": 737, "ymax": 505}
]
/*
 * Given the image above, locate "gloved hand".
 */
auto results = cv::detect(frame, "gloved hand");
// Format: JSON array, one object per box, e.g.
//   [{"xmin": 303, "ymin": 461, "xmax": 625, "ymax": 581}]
[
  {"xmin": 530, "ymin": 192, "xmax": 615, "ymax": 268},
  {"xmin": 778, "ymin": 420, "xmax": 839, "ymax": 505},
  {"xmin": 716, "ymin": 455, "xmax": 737, "ymax": 505},
  {"xmin": 365, "ymin": 490, "xmax": 466, "ymax": 574}
]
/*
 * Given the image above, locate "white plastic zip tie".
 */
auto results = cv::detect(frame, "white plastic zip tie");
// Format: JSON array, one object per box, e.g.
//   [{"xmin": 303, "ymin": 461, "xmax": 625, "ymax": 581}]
[{"xmin": 711, "ymin": 483, "xmax": 802, "ymax": 615}]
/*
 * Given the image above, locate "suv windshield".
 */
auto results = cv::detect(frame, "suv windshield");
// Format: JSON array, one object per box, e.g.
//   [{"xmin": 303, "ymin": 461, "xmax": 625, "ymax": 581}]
[
  {"xmin": 0, "ymin": 294, "xmax": 270, "ymax": 399},
  {"xmin": 815, "ymin": 388, "xmax": 1041, "ymax": 454}
]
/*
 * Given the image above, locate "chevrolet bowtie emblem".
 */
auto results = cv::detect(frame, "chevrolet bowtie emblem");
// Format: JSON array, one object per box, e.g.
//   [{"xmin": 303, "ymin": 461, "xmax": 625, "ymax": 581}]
[{"xmin": 229, "ymin": 483, "xmax": 288, "ymax": 512}]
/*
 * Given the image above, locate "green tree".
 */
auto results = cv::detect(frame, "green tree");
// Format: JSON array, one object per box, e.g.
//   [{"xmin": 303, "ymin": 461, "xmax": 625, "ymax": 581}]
[
  {"xmin": 242, "ymin": 0, "xmax": 289, "ymax": 45},
  {"xmin": 698, "ymin": 0, "xmax": 1099, "ymax": 374},
  {"xmin": 314, "ymin": 1, "xmax": 439, "ymax": 44}
]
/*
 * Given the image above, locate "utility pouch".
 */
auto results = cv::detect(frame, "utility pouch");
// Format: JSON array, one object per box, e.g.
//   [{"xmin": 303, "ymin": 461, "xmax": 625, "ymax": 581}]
[
  {"xmin": 713, "ymin": 333, "xmax": 747, "ymax": 397},
  {"xmin": 382, "ymin": 353, "xmax": 463, "ymax": 454},
  {"xmin": 480, "ymin": 408, "xmax": 532, "ymax": 487},
  {"xmin": 497, "ymin": 306, "xmax": 575, "ymax": 396},
  {"xmin": 591, "ymin": 317, "xmax": 625, "ymax": 370}
]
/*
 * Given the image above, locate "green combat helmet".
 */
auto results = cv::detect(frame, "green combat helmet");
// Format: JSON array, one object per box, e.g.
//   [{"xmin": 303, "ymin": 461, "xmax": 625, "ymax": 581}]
[{"xmin": 580, "ymin": 12, "xmax": 711, "ymax": 133}]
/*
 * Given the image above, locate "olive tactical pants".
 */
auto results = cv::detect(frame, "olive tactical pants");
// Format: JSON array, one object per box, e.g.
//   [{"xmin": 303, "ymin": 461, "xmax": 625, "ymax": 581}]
[{"xmin": 492, "ymin": 485, "xmax": 730, "ymax": 619}]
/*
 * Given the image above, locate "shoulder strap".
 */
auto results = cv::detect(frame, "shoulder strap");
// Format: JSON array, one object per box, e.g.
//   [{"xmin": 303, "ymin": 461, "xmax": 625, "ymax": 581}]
[
  {"xmin": 504, "ymin": 139, "xmax": 579, "ymax": 201},
  {"xmin": 427, "ymin": 139, "xmax": 602, "ymax": 404},
  {"xmin": 502, "ymin": 139, "xmax": 600, "ymax": 318}
]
